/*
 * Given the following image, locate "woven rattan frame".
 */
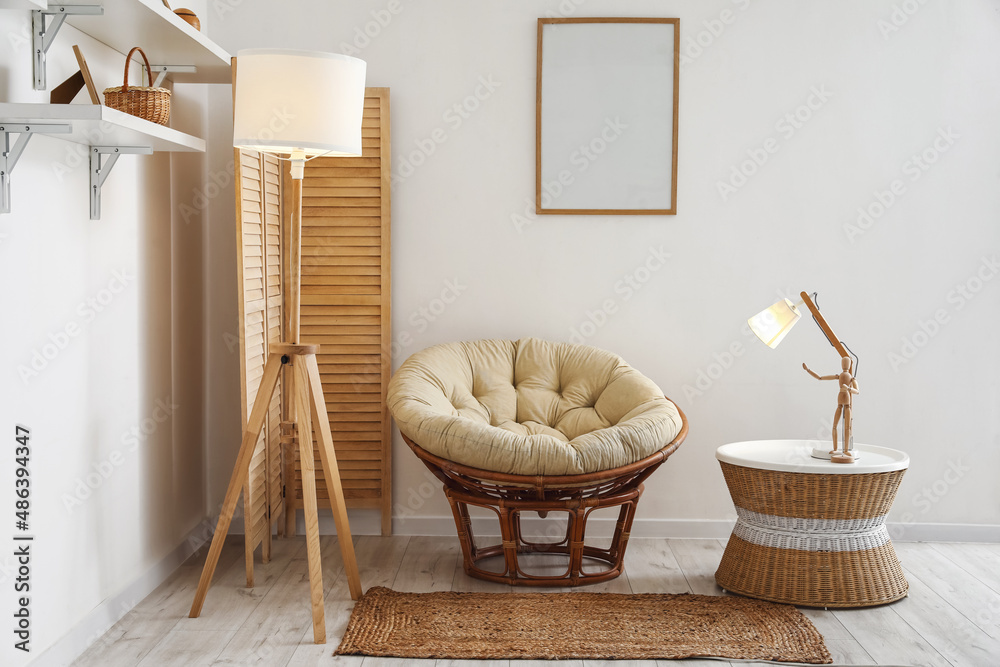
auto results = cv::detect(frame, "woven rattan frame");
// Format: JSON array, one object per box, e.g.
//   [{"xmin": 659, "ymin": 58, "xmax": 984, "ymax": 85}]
[
  {"xmin": 715, "ymin": 461, "xmax": 908, "ymax": 608},
  {"xmin": 402, "ymin": 400, "xmax": 687, "ymax": 586}
]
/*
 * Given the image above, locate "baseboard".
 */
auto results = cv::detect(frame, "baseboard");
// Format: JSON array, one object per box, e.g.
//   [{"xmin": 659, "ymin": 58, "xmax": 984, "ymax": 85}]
[
  {"xmin": 387, "ymin": 515, "xmax": 1000, "ymax": 543},
  {"xmin": 31, "ymin": 524, "xmax": 211, "ymax": 667},
  {"xmin": 389, "ymin": 515, "xmax": 738, "ymax": 539},
  {"xmin": 888, "ymin": 522, "xmax": 1000, "ymax": 543}
]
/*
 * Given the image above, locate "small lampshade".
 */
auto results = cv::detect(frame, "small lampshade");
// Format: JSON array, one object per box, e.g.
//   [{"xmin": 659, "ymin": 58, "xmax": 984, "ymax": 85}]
[
  {"xmin": 233, "ymin": 48, "xmax": 366, "ymax": 156},
  {"xmin": 748, "ymin": 298, "xmax": 802, "ymax": 348}
]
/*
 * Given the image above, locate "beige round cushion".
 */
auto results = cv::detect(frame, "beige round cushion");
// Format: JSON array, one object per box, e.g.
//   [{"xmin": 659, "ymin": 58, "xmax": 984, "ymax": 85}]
[{"xmin": 387, "ymin": 337, "xmax": 684, "ymax": 476}]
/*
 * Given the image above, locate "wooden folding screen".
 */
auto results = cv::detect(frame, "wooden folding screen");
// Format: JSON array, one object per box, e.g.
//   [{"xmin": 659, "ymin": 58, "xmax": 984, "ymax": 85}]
[
  {"xmin": 234, "ymin": 149, "xmax": 284, "ymax": 579},
  {"xmin": 235, "ymin": 88, "xmax": 392, "ymax": 557},
  {"xmin": 285, "ymin": 87, "xmax": 393, "ymax": 536}
]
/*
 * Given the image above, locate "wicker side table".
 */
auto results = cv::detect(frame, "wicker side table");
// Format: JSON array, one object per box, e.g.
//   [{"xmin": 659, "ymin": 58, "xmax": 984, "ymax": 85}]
[{"xmin": 715, "ymin": 440, "xmax": 909, "ymax": 608}]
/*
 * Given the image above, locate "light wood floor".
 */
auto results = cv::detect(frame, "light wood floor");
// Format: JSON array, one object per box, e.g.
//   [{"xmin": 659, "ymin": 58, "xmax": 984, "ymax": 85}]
[{"xmin": 72, "ymin": 536, "xmax": 1000, "ymax": 666}]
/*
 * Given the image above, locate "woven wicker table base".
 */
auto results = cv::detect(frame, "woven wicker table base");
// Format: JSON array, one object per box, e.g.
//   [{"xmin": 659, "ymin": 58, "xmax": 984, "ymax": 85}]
[
  {"xmin": 715, "ymin": 451, "xmax": 909, "ymax": 608},
  {"xmin": 717, "ymin": 535, "xmax": 908, "ymax": 608}
]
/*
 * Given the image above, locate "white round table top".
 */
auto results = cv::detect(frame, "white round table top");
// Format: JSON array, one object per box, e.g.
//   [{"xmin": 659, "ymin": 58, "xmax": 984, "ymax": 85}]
[{"xmin": 716, "ymin": 440, "xmax": 909, "ymax": 474}]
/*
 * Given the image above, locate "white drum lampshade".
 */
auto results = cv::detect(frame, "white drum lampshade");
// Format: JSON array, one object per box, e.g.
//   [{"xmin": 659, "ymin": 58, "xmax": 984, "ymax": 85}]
[
  {"xmin": 233, "ymin": 48, "xmax": 367, "ymax": 157},
  {"xmin": 748, "ymin": 298, "xmax": 802, "ymax": 349}
]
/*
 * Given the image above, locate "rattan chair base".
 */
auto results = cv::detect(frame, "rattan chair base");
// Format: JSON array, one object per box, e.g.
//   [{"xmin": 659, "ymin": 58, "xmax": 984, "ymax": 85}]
[
  {"xmin": 716, "ymin": 535, "xmax": 908, "ymax": 608},
  {"xmin": 401, "ymin": 402, "xmax": 687, "ymax": 587},
  {"xmin": 447, "ymin": 482, "xmax": 640, "ymax": 586}
]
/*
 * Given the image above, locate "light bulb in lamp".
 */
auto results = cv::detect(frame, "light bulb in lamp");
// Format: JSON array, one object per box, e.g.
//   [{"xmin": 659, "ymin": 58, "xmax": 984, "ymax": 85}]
[{"xmin": 747, "ymin": 298, "xmax": 802, "ymax": 348}]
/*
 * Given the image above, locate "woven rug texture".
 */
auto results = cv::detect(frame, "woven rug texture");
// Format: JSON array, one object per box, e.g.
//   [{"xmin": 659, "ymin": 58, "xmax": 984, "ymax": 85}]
[{"xmin": 335, "ymin": 586, "xmax": 832, "ymax": 663}]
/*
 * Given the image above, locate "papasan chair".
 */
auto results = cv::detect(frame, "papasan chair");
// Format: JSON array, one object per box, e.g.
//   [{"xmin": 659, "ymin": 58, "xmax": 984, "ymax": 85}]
[{"xmin": 387, "ymin": 337, "xmax": 688, "ymax": 586}]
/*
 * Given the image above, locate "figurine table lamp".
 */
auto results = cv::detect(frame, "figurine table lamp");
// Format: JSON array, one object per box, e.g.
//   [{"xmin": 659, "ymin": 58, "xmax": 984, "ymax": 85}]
[{"xmin": 748, "ymin": 291, "xmax": 860, "ymax": 463}]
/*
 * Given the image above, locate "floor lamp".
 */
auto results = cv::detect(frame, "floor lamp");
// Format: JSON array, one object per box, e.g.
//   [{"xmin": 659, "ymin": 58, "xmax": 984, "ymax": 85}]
[{"xmin": 189, "ymin": 48, "xmax": 366, "ymax": 644}]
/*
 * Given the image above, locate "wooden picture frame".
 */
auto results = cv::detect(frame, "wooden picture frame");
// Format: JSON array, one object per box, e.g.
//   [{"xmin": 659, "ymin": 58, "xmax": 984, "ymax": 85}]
[
  {"xmin": 536, "ymin": 18, "xmax": 679, "ymax": 215},
  {"xmin": 74, "ymin": 46, "xmax": 100, "ymax": 104},
  {"xmin": 50, "ymin": 45, "xmax": 101, "ymax": 105}
]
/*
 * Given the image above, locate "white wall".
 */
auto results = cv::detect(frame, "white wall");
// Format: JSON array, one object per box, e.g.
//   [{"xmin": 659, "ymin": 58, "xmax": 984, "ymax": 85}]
[
  {"xmin": 207, "ymin": 0, "xmax": 1000, "ymax": 540},
  {"xmin": 0, "ymin": 3, "xmax": 210, "ymax": 665}
]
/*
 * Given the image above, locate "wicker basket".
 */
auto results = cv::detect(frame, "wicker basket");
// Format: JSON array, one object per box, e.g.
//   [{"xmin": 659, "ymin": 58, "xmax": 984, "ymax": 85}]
[{"xmin": 103, "ymin": 47, "xmax": 171, "ymax": 126}]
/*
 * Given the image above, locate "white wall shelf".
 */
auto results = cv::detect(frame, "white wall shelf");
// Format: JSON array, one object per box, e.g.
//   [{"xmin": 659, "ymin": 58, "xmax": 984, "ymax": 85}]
[
  {"xmin": 0, "ymin": 103, "xmax": 206, "ymax": 151},
  {"xmin": 25, "ymin": 1, "xmax": 231, "ymax": 89},
  {"xmin": 0, "ymin": 0, "xmax": 47, "ymax": 10},
  {"xmin": 61, "ymin": 0, "xmax": 231, "ymax": 83},
  {"xmin": 2, "ymin": 0, "xmax": 228, "ymax": 218},
  {"xmin": 1, "ymin": 103, "xmax": 205, "ymax": 219}
]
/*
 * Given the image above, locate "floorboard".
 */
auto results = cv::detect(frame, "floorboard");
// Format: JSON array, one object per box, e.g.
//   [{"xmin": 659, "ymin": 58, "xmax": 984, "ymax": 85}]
[
  {"xmin": 824, "ymin": 638, "xmax": 876, "ymax": 664},
  {"xmin": 896, "ymin": 541, "xmax": 1000, "ymax": 640},
  {"xmin": 211, "ymin": 538, "xmax": 319, "ymax": 665},
  {"xmin": 930, "ymin": 542, "xmax": 1000, "ymax": 595},
  {"xmin": 135, "ymin": 629, "xmax": 237, "ymax": 667},
  {"xmin": 834, "ymin": 602, "xmax": 953, "ymax": 666},
  {"xmin": 392, "ymin": 536, "xmax": 459, "ymax": 592},
  {"xmin": 623, "ymin": 537, "xmax": 690, "ymax": 593},
  {"xmin": 888, "ymin": 572, "xmax": 1000, "ymax": 666},
  {"xmin": 353, "ymin": 535, "xmax": 410, "ymax": 590},
  {"xmin": 173, "ymin": 536, "xmax": 301, "ymax": 633},
  {"xmin": 666, "ymin": 539, "xmax": 726, "ymax": 596},
  {"xmin": 72, "ymin": 540, "xmax": 242, "ymax": 666}
]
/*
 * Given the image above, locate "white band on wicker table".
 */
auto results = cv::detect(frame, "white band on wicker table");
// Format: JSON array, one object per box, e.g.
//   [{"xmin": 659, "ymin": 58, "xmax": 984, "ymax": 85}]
[{"xmin": 733, "ymin": 508, "xmax": 891, "ymax": 553}]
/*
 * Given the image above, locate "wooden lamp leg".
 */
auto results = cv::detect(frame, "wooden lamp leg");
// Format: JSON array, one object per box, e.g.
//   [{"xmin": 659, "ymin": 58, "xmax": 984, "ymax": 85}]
[
  {"xmin": 190, "ymin": 355, "xmax": 283, "ymax": 618},
  {"xmin": 294, "ymin": 360, "xmax": 327, "ymax": 643},
  {"xmin": 304, "ymin": 354, "xmax": 363, "ymax": 600}
]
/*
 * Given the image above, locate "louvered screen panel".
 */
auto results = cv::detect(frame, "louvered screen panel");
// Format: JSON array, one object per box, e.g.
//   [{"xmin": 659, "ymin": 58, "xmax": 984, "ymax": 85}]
[
  {"xmin": 286, "ymin": 88, "xmax": 392, "ymax": 535},
  {"xmin": 236, "ymin": 149, "xmax": 283, "ymax": 573},
  {"xmin": 262, "ymin": 153, "xmax": 284, "ymax": 536}
]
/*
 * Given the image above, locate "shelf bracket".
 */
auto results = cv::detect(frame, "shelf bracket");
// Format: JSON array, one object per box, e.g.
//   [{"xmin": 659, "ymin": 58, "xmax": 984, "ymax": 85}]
[
  {"xmin": 32, "ymin": 4, "xmax": 104, "ymax": 90},
  {"xmin": 89, "ymin": 145, "xmax": 153, "ymax": 220},
  {"xmin": 1, "ymin": 122, "xmax": 72, "ymax": 214},
  {"xmin": 148, "ymin": 65, "xmax": 199, "ymax": 88}
]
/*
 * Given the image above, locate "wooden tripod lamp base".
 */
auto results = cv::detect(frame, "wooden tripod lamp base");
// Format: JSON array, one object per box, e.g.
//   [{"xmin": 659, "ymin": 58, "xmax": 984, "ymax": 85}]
[{"xmin": 188, "ymin": 343, "xmax": 362, "ymax": 644}]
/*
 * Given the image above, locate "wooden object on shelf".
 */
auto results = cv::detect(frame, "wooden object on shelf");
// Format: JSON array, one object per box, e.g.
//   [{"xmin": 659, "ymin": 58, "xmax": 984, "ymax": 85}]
[
  {"xmin": 234, "ymin": 148, "xmax": 285, "ymax": 583},
  {"xmin": 50, "ymin": 46, "xmax": 100, "ymax": 105},
  {"xmin": 283, "ymin": 87, "xmax": 393, "ymax": 536},
  {"xmin": 173, "ymin": 8, "xmax": 200, "ymax": 30},
  {"xmin": 103, "ymin": 47, "xmax": 171, "ymax": 125}
]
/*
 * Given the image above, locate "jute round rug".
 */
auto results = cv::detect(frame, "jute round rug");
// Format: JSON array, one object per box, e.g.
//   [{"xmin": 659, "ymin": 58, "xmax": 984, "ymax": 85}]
[{"xmin": 335, "ymin": 586, "xmax": 832, "ymax": 663}]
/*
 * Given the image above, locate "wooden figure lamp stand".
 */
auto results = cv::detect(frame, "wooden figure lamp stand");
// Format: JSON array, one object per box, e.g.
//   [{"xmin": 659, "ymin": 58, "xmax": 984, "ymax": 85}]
[
  {"xmin": 189, "ymin": 48, "xmax": 366, "ymax": 644},
  {"xmin": 748, "ymin": 291, "xmax": 861, "ymax": 464}
]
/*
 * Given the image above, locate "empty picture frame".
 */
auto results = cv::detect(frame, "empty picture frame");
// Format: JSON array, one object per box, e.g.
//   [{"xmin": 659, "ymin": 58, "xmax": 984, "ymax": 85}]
[{"xmin": 536, "ymin": 18, "xmax": 679, "ymax": 215}]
